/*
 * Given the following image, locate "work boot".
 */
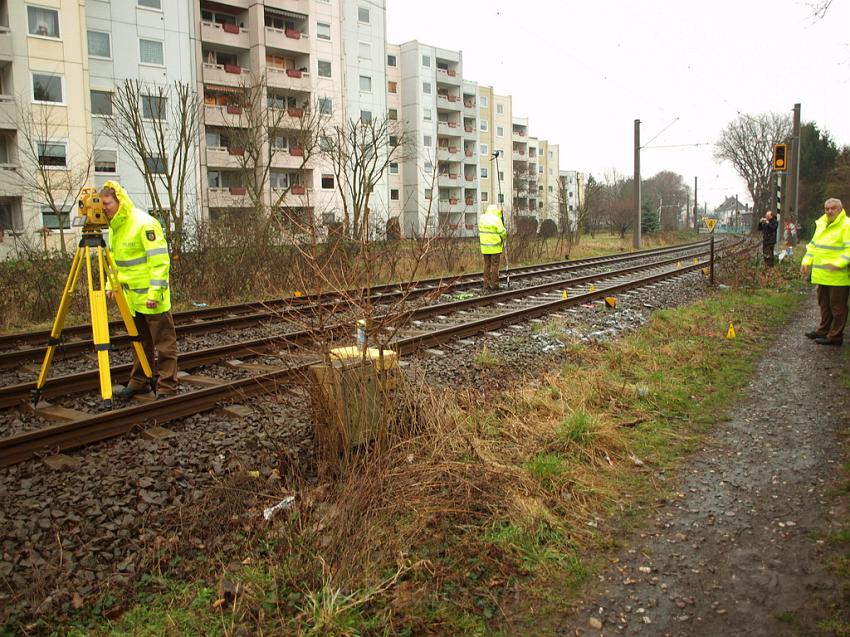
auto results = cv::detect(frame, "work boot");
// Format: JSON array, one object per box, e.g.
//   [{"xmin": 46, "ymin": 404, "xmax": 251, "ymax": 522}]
[
  {"xmin": 805, "ymin": 330, "xmax": 825, "ymax": 339},
  {"xmin": 814, "ymin": 337, "xmax": 843, "ymax": 346},
  {"xmin": 115, "ymin": 385, "xmax": 149, "ymax": 399}
]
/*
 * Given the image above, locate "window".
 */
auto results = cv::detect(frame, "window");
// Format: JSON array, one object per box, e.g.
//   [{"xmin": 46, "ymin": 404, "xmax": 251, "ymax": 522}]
[
  {"xmin": 387, "ymin": 54, "xmax": 397, "ymax": 67},
  {"xmin": 360, "ymin": 110, "xmax": 372, "ymax": 122},
  {"xmin": 317, "ymin": 59, "xmax": 332, "ymax": 78},
  {"xmin": 32, "ymin": 73, "xmax": 63, "ymax": 104},
  {"xmin": 37, "ymin": 141, "xmax": 67, "ymax": 167},
  {"xmin": 538, "ymin": 201, "xmax": 544, "ymax": 210},
  {"xmin": 423, "ymin": 108, "xmax": 432, "ymax": 121},
  {"xmin": 322, "ymin": 212, "xmax": 335, "ymax": 224},
  {"xmin": 41, "ymin": 206, "xmax": 72, "ymax": 230},
  {"xmin": 358, "ymin": 6, "xmax": 370, "ymax": 22},
  {"xmin": 138, "ymin": 0, "xmax": 162, "ymax": 9},
  {"xmin": 387, "ymin": 80, "xmax": 397, "ymax": 94},
  {"xmin": 321, "ymin": 174, "xmax": 334, "ymax": 189},
  {"xmin": 422, "ymin": 82, "xmax": 431, "ymax": 94},
  {"xmin": 388, "ymin": 108, "xmax": 397, "ymax": 120},
  {"xmin": 359, "ymin": 41, "xmax": 371, "ymax": 60},
  {"xmin": 479, "ymin": 119, "xmax": 488, "ymax": 132},
  {"xmin": 144, "ymin": 155, "xmax": 167, "ymax": 174},
  {"xmin": 481, "ymin": 167, "xmax": 488, "ymax": 179},
  {"xmin": 496, "ymin": 103, "xmax": 504, "ymax": 115},
  {"xmin": 359, "ymin": 75, "xmax": 372, "ymax": 92},
  {"xmin": 480, "ymin": 95, "xmax": 488, "ymax": 107},
  {"xmin": 424, "ymin": 161, "xmax": 433, "ymax": 173},
  {"xmin": 548, "ymin": 185, "xmax": 554, "ymax": 193},
  {"xmin": 422, "ymin": 54, "xmax": 430, "ymax": 67},
  {"xmin": 27, "ymin": 6, "xmax": 60, "ymax": 38},
  {"xmin": 319, "ymin": 97, "xmax": 333, "ymax": 115},
  {"xmin": 94, "ymin": 149, "xmax": 117, "ymax": 174},
  {"xmin": 480, "ymin": 143, "xmax": 488, "ymax": 155},
  {"xmin": 423, "ymin": 135, "xmax": 431, "ymax": 147},
  {"xmin": 319, "ymin": 136, "xmax": 332, "ymax": 151},
  {"xmin": 482, "ymin": 191, "xmax": 489, "ymax": 202},
  {"xmin": 208, "ymin": 171, "xmax": 221, "ymax": 187},
  {"xmin": 498, "ymin": 171, "xmax": 504, "ymax": 181},
  {"xmin": 389, "ymin": 135, "xmax": 398, "ymax": 147},
  {"xmin": 0, "ymin": 203, "xmax": 18, "ymax": 231},
  {"xmin": 391, "ymin": 189, "xmax": 399, "ymax": 201},
  {"xmin": 139, "ymin": 38, "xmax": 164, "ymax": 65},
  {"xmin": 316, "ymin": 22, "xmax": 331, "ymax": 40},
  {"xmin": 87, "ymin": 30, "xmax": 111, "ymax": 58},
  {"xmin": 424, "ymin": 188, "xmax": 432, "ymax": 199},
  {"xmin": 389, "ymin": 162, "xmax": 399, "ymax": 174},
  {"xmin": 496, "ymin": 126, "xmax": 504, "ymax": 137},
  {"xmin": 141, "ymin": 95, "xmax": 166, "ymax": 120}
]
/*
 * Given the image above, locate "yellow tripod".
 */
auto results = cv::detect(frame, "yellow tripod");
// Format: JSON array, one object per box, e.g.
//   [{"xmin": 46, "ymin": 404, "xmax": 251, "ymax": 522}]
[{"xmin": 33, "ymin": 226, "xmax": 155, "ymax": 408}]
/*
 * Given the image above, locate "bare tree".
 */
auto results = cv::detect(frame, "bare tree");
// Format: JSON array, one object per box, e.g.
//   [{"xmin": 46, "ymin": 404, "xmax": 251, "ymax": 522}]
[
  {"xmin": 103, "ymin": 80, "xmax": 199, "ymax": 253},
  {"xmin": 715, "ymin": 112, "xmax": 791, "ymax": 231},
  {"xmin": 323, "ymin": 115, "xmax": 409, "ymax": 241},
  {"xmin": 11, "ymin": 100, "xmax": 93, "ymax": 255}
]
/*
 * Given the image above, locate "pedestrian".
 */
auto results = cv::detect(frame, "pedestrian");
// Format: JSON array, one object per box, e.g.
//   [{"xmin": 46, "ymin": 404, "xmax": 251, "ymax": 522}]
[
  {"xmin": 100, "ymin": 181, "xmax": 179, "ymax": 397},
  {"xmin": 758, "ymin": 210, "xmax": 778, "ymax": 266},
  {"xmin": 478, "ymin": 204, "xmax": 507, "ymax": 290},
  {"xmin": 801, "ymin": 198, "xmax": 850, "ymax": 346}
]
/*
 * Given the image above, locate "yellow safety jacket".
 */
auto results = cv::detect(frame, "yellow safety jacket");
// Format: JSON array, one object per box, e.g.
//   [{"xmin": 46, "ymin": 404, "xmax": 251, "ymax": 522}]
[
  {"xmin": 478, "ymin": 206, "xmax": 507, "ymax": 255},
  {"xmin": 104, "ymin": 181, "xmax": 172, "ymax": 314},
  {"xmin": 802, "ymin": 209, "xmax": 850, "ymax": 287}
]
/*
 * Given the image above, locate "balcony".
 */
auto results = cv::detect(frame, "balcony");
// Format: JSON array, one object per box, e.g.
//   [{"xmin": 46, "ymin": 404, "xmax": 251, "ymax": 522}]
[
  {"xmin": 207, "ymin": 146, "xmax": 246, "ymax": 169},
  {"xmin": 436, "ymin": 94, "xmax": 461, "ymax": 111},
  {"xmin": 437, "ymin": 121, "xmax": 461, "ymax": 136},
  {"xmin": 270, "ymin": 148, "xmax": 307, "ymax": 169},
  {"xmin": 0, "ymin": 163, "xmax": 21, "ymax": 196},
  {"xmin": 267, "ymin": 67, "xmax": 311, "ymax": 92},
  {"xmin": 512, "ymin": 151, "xmax": 527, "ymax": 162},
  {"xmin": 204, "ymin": 103, "xmax": 248, "ymax": 128},
  {"xmin": 0, "ymin": 28, "xmax": 11, "ymax": 60},
  {"xmin": 436, "ymin": 68, "xmax": 460, "ymax": 85},
  {"xmin": 265, "ymin": 27, "xmax": 310, "ymax": 55},
  {"xmin": 512, "ymin": 130, "xmax": 528, "ymax": 141},
  {"xmin": 203, "ymin": 62, "xmax": 250, "ymax": 87},
  {"xmin": 437, "ymin": 146, "xmax": 461, "ymax": 161},
  {"xmin": 208, "ymin": 186, "xmax": 249, "ymax": 208},
  {"xmin": 269, "ymin": 107, "xmax": 308, "ymax": 131},
  {"xmin": 462, "ymin": 100, "xmax": 476, "ymax": 115},
  {"xmin": 464, "ymin": 174, "xmax": 476, "ymax": 183},
  {"xmin": 438, "ymin": 198, "xmax": 464, "ymax": 214},
  {"xmin": 0, "ymin": 94, "xmax": 13, "ymax": 125},
  {"xmin": 265, "ymin": 0, "xmax": 309, "ymax": 15},
  {"xmin": 201, "ymin": 21, "xmax": 249, "ymax": 50},
  {"xmin": 272, "ymin": 185, "xmax": 314, "ymax": 206},
  {"xmin": 438, "ymin": 173, "xmax": 461, "ymax": 186}
]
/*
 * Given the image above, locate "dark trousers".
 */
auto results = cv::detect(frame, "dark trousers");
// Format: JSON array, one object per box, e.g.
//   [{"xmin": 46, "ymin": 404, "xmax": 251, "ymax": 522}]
[
  {"xmin": 128, "ymin": 311, "xmax": 179, "ymax": 393},
  {"xmin": 816, "ymin": 284, "xmax": 849, "ymax": 342},
  {"xmin": 762, "ymin": 244, "xmax": 775, "ymax": 266},
  {"xmin": 482, "ymin": 253, "xmax": 501, "ymax": 288}
]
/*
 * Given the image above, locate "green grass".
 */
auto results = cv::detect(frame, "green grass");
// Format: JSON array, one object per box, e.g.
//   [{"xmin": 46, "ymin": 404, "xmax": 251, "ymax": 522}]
[{"xmin": 524, "ymin": 452, "xmax": 567, "ymax": 484}]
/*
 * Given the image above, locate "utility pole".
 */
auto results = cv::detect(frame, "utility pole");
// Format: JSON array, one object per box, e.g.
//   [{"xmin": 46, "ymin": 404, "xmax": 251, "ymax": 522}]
[
  {"xmin": 735, "ymin": 194, "xmax": 739, "ymax": 234},
  {"xmin": 693, "ymin": 176, "xmax": 698, "ymax": 231},
  {"xmin": 633, "ymin": 119, "xmax": 641, "ymax": 249},
  {"xmin": 788, "ymin": 102, "xmax": 801, "ymax": 230}
]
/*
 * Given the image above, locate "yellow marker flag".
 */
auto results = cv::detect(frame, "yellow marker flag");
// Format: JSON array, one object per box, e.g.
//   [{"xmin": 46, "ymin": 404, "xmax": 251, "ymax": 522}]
[
  {"xmin": 676, "ymin": 261, "xmax": 682, "ymax": 269},
  {"xmin": 294, "ymin": 290, "xmax": 303, "ymax": 298},
  {"xmin": 726, "ymin": 323, "xmax": 736, "ymax": 339},
  {"xmin": 604, "ymin": 296, "xmax": 617, "ymax": 309},
  {"xmin": 693, "ymin": 257, "xmax": 699, "ymax": 265},
  {"xmin": 562, "ymin": 290, "xmax": 568, "ymax": 300},
  {"xmin": 702, "ymin": 267, "xmax": 710, "ymax": 276},
  {"xmin": 589, "ymin": 284, "xmax": 596, "ymax": 292}
]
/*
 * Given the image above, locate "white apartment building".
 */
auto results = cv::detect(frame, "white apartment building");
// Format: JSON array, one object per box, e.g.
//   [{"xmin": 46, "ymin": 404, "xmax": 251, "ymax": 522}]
[
  {"xmin": 559, "ymin": 170, "xmax": 584, "ymax": 231},
  {"xmin": 0, "ymin": 0, "xmax": 92, "ymax": 255},
  {"xmin": 397, "ymin": 40, "xmax": 478, "ymax": 237},
  {"xmin": 87, "ymin": 0, "xmax": 198, "ymax": 218},
  {"xmin": 385, "ymin": 42, "xmax": 402, "ymax": 222}
]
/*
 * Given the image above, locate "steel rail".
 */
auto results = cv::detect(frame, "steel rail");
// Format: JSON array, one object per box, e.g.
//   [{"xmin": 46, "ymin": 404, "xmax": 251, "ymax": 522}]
[
  {"xmin": 0, "ymin": 240, "xmax": 717, "ymax": 369},
  {"xmin": 0, "ymin": 241, "xmax": 735, "ymax": 410},
  {"xmin": 0, "ymin": 246, "xmax": 740, "ymax": 466},
  {"xmin": 0, "ymin": 240, "xmax": 713, "ymax": 352}
]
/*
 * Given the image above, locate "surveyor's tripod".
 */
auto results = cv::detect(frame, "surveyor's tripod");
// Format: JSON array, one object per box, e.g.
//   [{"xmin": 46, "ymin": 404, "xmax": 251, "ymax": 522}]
[{"xmin": 32, "ymin": 229, "xmax": 155, "ymax": 408}]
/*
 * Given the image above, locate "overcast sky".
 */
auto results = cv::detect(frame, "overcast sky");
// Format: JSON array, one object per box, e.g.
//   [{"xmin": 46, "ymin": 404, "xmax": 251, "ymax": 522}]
[{"xmin": 386, "ymin": 0, "xmax": 850, "ymax": 208}]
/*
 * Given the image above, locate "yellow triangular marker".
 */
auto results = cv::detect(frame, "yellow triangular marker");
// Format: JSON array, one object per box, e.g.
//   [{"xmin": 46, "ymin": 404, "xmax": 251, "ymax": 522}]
[
  {"xmin": 562, "ymin": 290, "xmax": 568, "ymax": 300},
  {"xmin": 702, "ymin": 267, "xmax": 710, "ymax": 276},
  {"xmin": 589, "ymin": 284, "xmax": 596, "ymax": 292},
  {"xmin": 293, "ymin": 290, "xmax": 303, "ymax": 298},
  {"xmin": 604, "ymin": 296, "xmax": 617, "ymax": 309},
  {"xmin": 726, "ymin": 323, "xmax": 736, "ymax": 339},
  {"xmin": 693, "ymin": 257, "xmax": 699, "ymax": 264},
  {"xmin": 676, "ymin": 261, "xmax": 682, "ymax": 269}
]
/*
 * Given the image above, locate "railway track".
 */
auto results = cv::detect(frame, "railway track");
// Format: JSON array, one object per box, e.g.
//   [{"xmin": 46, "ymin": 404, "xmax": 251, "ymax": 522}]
[
  {"xmin": 0, "ymin": 238, "xmax": 743, "ymax": 466},
  {"xmin": 0, "ymin": 240, "xmax": 715, "ymax": 370}
]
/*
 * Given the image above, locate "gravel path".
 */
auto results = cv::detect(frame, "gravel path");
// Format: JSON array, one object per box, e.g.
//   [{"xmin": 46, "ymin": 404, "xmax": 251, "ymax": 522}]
[{"xmin": 556, "ymin": 290, "xmax": 850, "ymax": 636}]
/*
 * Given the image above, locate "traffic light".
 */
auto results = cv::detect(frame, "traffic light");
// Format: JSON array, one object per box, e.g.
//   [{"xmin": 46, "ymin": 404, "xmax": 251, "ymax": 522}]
[{"xmin": 772, "ymin": 143, "xmax": 787, "ymax": 172}]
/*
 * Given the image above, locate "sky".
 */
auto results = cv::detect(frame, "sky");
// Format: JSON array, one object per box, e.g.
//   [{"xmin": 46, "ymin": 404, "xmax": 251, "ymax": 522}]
[{"xmin": 386, "ymin": 0, "xmax": 850, "ymax": 208}]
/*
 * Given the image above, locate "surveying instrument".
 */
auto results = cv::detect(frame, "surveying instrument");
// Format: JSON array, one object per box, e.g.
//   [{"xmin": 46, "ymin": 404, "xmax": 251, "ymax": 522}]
[
  {"xmin": 32, "ymin": 187, "xmax": 155, "ymax": 408},
  {"xmin": 491, "ymin": 150, "xmax": 511, "ymax": 288}
]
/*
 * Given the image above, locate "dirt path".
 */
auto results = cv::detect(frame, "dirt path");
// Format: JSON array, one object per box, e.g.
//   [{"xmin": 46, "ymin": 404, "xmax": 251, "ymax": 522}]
[{"xmin": 557, "ymin": 291, "xmax": 850, "ymax": 636}]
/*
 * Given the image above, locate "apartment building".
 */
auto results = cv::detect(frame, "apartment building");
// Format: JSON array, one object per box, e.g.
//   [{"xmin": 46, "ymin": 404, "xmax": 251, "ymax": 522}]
[
  {"xmin": 397, "ymin": 40, "xmax": 478, "ymax": 237},
  {"xmin": 87, "ymin": 0, "xmax": 197, "ymax": 215},
  {"xmin": 559, "ymin": 170, "xmax": 585, "ymax": 231},
  {"xmin": 385, "ymin": 41, "xmax": 402, "ymax": 221},
  {"xmin": 0, "ymin": 0, "xmax": 92, "ymax": 253}
]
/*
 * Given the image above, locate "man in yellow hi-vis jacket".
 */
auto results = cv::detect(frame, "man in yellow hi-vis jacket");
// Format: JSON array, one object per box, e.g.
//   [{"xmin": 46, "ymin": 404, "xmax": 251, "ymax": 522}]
[
  {"xmin": 801, "ymin": 197, "xmax": 850, "ymax": 346},
  {"xmin": 478, "ymin": 204, "xmax": 507, "ymax": 290},
  {"xmin": 101, "ymin": 181, "xmax": 179, "ymax": 397}
]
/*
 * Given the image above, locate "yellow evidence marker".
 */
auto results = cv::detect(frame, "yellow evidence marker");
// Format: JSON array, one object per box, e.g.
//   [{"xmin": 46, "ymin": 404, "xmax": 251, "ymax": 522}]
[
  {"xmin": 589, "ymin": 284, "xmax": 596, "ymax": 292},
  {"xmin": 604, "ymin": 296, "xmax": 617, "ymax": 309},
  {"xmin": 726, "ymin": 323, "xmax": 736, "ymax": 339},
  {"xmin": 562, "ymin": 290, "xmax": 568, "ymax": 300}
]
